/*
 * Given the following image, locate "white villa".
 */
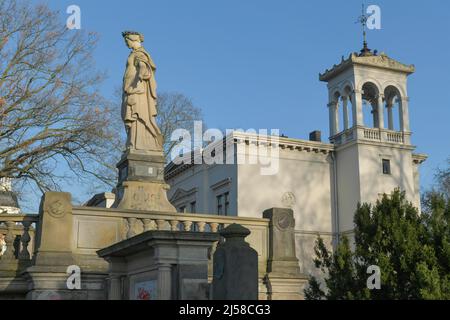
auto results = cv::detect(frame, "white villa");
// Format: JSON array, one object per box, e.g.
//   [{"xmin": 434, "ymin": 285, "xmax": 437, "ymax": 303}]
[{"xmin": 164, "ymin": 48, "xmax": 428, "ymax": 276}]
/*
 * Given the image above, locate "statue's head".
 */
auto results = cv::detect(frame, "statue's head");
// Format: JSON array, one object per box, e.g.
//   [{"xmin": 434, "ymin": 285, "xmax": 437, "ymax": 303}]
[{"xmin": 122, "ymin": 31, "xmax": 144, "ymax": 49}]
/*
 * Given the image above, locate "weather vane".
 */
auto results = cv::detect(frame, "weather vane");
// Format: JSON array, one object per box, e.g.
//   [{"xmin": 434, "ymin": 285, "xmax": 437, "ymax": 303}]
[{"xmin": 356, "ymin": 4, "xmax": 371, "ymax": 55}]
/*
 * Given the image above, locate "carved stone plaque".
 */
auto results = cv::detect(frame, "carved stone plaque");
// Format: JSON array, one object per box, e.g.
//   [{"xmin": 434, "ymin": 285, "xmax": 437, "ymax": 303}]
[{"xmin": 281, "ymin": 192, "xmax": 296, "ymax": 208}]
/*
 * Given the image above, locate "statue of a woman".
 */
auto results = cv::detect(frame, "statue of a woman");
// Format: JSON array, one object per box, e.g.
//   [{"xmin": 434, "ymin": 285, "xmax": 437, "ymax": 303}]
[{"xmin": 122, "ymin": 31, "xmax": 163, "ymax": 152}]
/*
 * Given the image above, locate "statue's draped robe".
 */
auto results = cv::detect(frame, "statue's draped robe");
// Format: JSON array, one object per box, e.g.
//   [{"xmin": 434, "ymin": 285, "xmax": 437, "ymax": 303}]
[{"xmin": 122, "ymin": 47, "xmax": 162, "ymax": 151}]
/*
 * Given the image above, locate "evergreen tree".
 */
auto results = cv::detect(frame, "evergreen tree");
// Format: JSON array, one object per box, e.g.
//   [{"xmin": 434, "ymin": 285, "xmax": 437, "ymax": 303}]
[{"xmin": 305, "ymin": 189, "xmax": 450, "ymax": 300}]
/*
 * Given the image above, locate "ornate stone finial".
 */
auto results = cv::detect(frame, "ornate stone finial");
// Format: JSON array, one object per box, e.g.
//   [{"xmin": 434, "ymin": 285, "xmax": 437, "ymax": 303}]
[{"xmin": 219, "ymin": 223, "xmax": 251, "ymax": 242}]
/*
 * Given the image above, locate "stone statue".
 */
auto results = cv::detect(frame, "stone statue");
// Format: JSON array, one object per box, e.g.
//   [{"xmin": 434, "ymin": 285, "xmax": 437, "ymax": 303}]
[
  {"xmin": 114, "ymin": 31, "xmax": 176, "ymax": 213},
  {"xmin": 122, "ymin": 31, "xmax": 163, "ymax": 152}
]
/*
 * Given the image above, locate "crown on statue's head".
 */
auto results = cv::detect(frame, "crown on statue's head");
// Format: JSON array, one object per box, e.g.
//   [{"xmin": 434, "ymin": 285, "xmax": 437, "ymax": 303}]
[{"xmin": 122, "ymin": 31, "xmax": 144, "ymax": 42}]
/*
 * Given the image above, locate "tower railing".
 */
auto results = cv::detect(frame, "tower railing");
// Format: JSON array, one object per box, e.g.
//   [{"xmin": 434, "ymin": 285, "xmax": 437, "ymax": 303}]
[{"xmin": 331, "ymin": 126, "xmax": 410, "ymax": 145}]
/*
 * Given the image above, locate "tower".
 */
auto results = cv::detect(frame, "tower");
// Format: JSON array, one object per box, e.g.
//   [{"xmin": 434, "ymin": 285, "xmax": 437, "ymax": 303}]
[{"xmin": 320, "ymin": 46, "xmax": 427, "ymax": 234}]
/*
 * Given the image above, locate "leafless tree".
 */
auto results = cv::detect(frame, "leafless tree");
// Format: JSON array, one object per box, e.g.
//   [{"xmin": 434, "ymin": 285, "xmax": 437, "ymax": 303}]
[
  {"xmin": 156, "ymin": 92, "xmax": 204, "ymax": 158},
  {"xmin": 0, "ymin": 0, "xmax": 121, "ymax": 193}
]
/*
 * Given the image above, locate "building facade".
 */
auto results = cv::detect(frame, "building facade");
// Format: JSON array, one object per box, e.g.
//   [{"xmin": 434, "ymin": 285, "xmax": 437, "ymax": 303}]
[{"xmin": 165, "ymin": 49, "xmax": 427, "ymax": 277}]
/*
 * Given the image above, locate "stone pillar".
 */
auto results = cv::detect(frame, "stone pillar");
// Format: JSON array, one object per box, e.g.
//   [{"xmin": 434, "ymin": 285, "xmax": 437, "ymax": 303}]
[
  {"xmin": 377, "ymin": 94, "xmax": 385, "ymax": 129},
  {"xmin": 157, "ymin": 263, "xmax": 172, "ymax": 300},
  {"xmin": 263, "ymin": 208, "xmax": 300, "ymax": 276},
  {"xmin": 342, "ymin": 96, "xmax": 349, "ymax": 130},
  {"xmin": 262, "ymin": 208, "xmax": 305, "ymax": 300},
  {"xmin": 212, "ymin": 224, "xmax": 258, "ymax": 300},
  {"xmin": 400, "ymin": 97, "xmax": 410, "ymax": 132},
  {"xmin": 387, "ymin": 101, "xmax": 394, "ymax": 130},
  {"xmin": 108, "ymin": 275, "xmax": 123, "ymax": 300},
  {"xmin": 351, "ymin": 89, "xmax": 363, "ymax": 127},
  {"xmin": 328, "ymin": 101, "xmax": 338, "ymax": 136},
  {"xmin": 24, "ymin": 192, "xmax": 84, "ymax": 300},
  {"xmin": 372, "ymin": 103, "xmax": 379, "ymax": 128}
]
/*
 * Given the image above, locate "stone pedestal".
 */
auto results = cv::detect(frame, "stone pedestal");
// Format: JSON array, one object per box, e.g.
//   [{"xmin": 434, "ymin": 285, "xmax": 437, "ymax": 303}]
[
  {"xmin": 25, "ymin": 193, "xmax": 74, "ymax": 299},
  {"xmin": 32, "ymin": 192, "xmax": 75, "ymax": 267},
  {"xmin": 98, "ymin": 231, "xmax": 219, "ymax": 300},
  {"xmin": 114, "ymin": 150, "xmax": 176, "ymax": 212},
  {"xmin": 22, "ymin": 192, "xmax": 107, "ymax": 300},
  {"xmin": 263, "ymin": 208, "xmax": 305, "ymax": 300},
  {"xmin": 212, "ymin": 224, "xmax": 258, "ymax": 300}
]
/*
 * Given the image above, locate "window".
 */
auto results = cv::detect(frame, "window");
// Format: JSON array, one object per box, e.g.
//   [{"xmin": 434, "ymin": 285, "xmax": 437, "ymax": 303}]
[
  {"xmin": 190, "ymin": 201, "xmax": 196, "ymax": 213},
  {"xmin": 179, "ymin": 205, "xmax": 186, "ymax": 213},
  {"xmin": 216, "ymin": 195, "xmax": 223, "ymax": 215},
  {"xmin": 216, "ymin": 192, "xmax": 229, "ymax": 216},
  {"xmin": 224, "ymin": 192, "xmax": 230, "ymax": 215},
  {"xmin": 382, "ymin": 159, "xmax": 391, "ymax": 175}
]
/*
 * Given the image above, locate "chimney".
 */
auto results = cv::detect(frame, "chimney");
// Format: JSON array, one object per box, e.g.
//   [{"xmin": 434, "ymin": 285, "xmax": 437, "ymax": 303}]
[{"xmin": 309, "ymin": 130, "xmax": 321, "ymax": 142}]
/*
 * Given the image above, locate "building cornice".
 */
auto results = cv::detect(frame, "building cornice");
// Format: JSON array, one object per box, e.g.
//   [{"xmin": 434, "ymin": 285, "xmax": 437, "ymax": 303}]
[
  {"xmin": 319, "ymin": 52, "xmax": 415, "ymax": 82},
  {"xmin": 412, "ymin": 153, "xmax": 428, "ymax": 164},
  {"xmin": 165, "ymin": 132, "xmax": 335, "ymax": 180},
  {"xmin": 210, "ymin": 178, "xmax": 232, "ymax": 191}
]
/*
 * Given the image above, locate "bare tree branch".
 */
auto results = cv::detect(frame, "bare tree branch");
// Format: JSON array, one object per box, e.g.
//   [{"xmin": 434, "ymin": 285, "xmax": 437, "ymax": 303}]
[{"xmin": 0, "ymin": 0, "xmax": 119, "ymax": 193}]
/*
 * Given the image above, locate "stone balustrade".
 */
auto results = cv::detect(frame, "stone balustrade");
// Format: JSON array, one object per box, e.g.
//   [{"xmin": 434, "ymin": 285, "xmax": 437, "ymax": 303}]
[
  {"xmin": 0, "ymin": 198, "xmax": 271, "ymax": 298},
  {"xmin": 71, "ymin": 206, "xmax": 270, "ymax": 278},
  {"xmin": 0, "ymin": 214, "xmax": 38, "ymax": 268},
  {"xmin": 363, "ymin": 127, "xmax": 381, "ymax": 141},
  {"xmin": 331, "ymin": 126, "xmax": 409, "ymax": 145},
  {"xmin": 72, "ymin": 206, "xmax": 269, "ymax": 244},
  {"xmin": 121, "ymin": 211, "xmax": 261, "ymax": 239}
]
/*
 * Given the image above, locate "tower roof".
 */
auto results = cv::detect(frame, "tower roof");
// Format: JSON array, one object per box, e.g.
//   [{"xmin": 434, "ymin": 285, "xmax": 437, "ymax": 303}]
[{"xmin": 319, "ymin": 52, "xmax": 415, "ymax": 82}]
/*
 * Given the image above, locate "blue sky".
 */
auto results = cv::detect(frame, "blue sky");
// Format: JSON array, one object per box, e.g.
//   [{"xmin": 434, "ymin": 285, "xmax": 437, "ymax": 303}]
[{"xmin": 25, "ymin": 0, "xmax": 449, "ymax": 210}]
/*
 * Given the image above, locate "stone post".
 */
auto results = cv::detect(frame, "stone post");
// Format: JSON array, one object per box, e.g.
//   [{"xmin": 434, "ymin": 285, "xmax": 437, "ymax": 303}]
[
  {"xmin": 33, "ymin": 192, "xmax": 74, "ymax": 266},
  {"xmin": 24, "ymin": 192, "xmax": 83, "ymax": 300},
  {"xmin": 212, "ymin": 224, "xmax": 258, "ymax": 300},
  {"xmin": 263, "ymin": 208, "xmax": 300, "ymax": 276},
  {"xmin": 262, "ymin": 208, "xmax": 305, "ymax": 300}
]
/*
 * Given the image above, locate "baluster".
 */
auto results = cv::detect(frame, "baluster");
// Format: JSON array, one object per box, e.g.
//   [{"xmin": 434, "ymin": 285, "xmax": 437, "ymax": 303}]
[
  {"xmin": 209, "ymin": 222, "xmax": 219, "ymax": 233},
  {"xmin": 197, "ymin": 221, "xmax": 206, "ymax": 232},
  {"xmin": 182, "ymin": 221, "xmax": 192, "ymax": 231},
  {"xmin": 143, "ymin": 219, "xmax": 155, "ymax": 232},
  {"xmin": 126, "ymin": 218, "xmax": 138, "ymax": 239},
  {"xmin": 169, "ymin": 220, "xmax": 180, "ymax": 231},
  {"xmin": 156, "ymin": 219, "xmax": 166, "ymax": 230},
  {"xmin": 2, "ymin": 221, "xmax": 16, "ymax": 259},
  {"xmin": 19, "ymin": 220, "xmax": 32, "ymax": 260}
]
